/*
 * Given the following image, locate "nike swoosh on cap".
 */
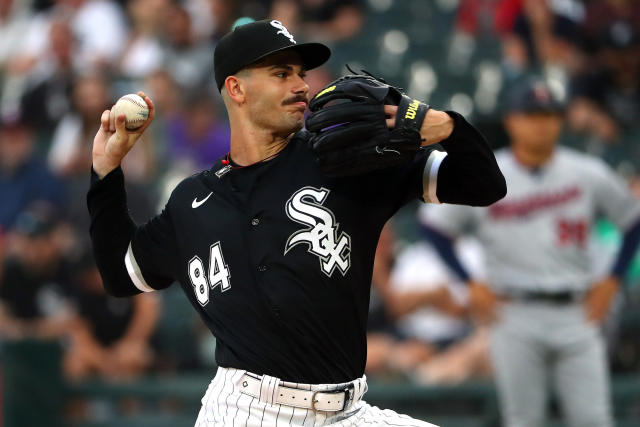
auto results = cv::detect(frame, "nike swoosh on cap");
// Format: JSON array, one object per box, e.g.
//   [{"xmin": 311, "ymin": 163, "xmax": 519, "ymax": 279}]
[{"xmin": 192, "ymin": 192, "xmax": 213, "ymax": 208}]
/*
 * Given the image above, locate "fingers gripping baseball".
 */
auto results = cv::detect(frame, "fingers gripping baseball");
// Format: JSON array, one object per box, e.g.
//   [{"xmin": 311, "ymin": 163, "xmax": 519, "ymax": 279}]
[{"xmin": 93, "ymin": 91, "xmax": 155, "ymax": 178}]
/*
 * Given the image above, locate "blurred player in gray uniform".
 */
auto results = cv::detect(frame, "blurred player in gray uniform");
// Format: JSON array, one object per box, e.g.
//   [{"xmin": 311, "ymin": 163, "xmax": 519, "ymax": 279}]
[{"xmin": 419, "ymin": 79, "xmax": 640, "ymax": 427}]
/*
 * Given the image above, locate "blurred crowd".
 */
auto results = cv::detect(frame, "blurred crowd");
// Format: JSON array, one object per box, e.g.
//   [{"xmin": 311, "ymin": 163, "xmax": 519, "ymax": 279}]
[
  {"xmin": 1, "ymin": 0, "xmax": 639, "ymax": 397},
  {"xmin": 454, "ymin": 0, "xmax": 640, "ymax": 167}
]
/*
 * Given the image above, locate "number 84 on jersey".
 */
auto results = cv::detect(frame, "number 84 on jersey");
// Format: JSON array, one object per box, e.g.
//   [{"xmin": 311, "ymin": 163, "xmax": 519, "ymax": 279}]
[{"xmin": 188, "ymin": 241, "xmax": 231, "ymax": 306}]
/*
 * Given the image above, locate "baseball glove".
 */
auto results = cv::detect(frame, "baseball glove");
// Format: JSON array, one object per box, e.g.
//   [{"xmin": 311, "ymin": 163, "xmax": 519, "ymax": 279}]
[{"xmin": 305, "ymin": 70, "xmax": 429, "ymax": 177}]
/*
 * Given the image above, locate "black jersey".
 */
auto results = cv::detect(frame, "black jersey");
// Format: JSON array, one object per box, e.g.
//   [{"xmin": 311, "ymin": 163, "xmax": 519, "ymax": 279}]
[{"xmin": 88, "ymin": 111, "xmax": 506, "ymax": 384}]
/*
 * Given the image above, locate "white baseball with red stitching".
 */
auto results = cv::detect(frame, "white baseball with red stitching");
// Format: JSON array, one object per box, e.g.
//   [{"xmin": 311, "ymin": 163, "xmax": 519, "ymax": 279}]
[{"xmin": 110, "ymin": 94, "xmax": 149, "ymax": 130}]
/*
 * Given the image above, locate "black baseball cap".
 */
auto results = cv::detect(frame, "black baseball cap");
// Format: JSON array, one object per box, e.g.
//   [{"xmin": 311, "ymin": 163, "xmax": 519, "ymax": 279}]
[
  {"xmin": 214, "ymin": 19, "xmax": 331, "ymax": 91},
  {"xmin": 505, "ymin": 79, "xmax": 564, "ymax": 114}
]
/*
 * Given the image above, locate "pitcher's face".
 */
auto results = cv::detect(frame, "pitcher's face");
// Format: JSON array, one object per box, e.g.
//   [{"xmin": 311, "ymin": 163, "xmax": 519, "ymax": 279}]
[{"xmin": 241, "ymin": 51, "xmax": 309, "ymax": 137}]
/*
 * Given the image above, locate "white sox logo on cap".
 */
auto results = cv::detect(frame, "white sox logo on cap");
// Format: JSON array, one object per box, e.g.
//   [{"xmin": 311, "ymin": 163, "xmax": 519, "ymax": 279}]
[
  {"xmin": 270, "ymin": 20, "xmax": 296, "ymax": 44},
  {"xmin": 214, "ymin": 19, "xmax": 330, "ymax": 90}
]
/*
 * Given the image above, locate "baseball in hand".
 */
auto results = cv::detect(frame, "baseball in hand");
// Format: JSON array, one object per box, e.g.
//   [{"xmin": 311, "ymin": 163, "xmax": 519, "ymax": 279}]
[{"xmin": 110, "ymin": 94, "xmax": 149, "ymax": 130}]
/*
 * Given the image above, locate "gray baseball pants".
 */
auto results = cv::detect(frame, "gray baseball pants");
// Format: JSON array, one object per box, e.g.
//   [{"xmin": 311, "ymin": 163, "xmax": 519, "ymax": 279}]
[{"xmin": 490, "ymin": 301, "xmax": 613, "ymax": 427}]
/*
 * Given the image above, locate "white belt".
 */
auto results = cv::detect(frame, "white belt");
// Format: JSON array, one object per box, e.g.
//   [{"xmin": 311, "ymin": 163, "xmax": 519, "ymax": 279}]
[{"xmin": 238, "ymin": 373, "xmax": 354, "ymax": 412}]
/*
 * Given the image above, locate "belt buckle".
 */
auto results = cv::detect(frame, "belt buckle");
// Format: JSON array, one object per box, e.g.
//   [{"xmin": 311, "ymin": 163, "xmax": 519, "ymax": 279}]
[
  {"xmin": 341, "ymin": 383, "xmax": 355, "ymax": 411},
  {"xmin": 310, "ymin": 384, "xmax": 354, "ymax": 412}
]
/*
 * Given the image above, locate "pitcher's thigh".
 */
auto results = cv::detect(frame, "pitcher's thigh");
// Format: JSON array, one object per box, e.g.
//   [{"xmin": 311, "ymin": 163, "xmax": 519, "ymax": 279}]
[{"xmin": 352, "ymin": 402, "xmax": 439, "ymax": 426}]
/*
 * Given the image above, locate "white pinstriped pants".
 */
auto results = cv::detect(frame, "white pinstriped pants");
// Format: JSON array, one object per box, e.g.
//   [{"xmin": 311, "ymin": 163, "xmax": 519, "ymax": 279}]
[{"xmin": 194, "ymin": 367, "xmax": 438, "ymax": 426}]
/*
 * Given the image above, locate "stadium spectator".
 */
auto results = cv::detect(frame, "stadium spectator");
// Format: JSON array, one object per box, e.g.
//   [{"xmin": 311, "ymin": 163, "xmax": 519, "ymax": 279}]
[
  {"xmin": 366, "ymin": 223, "xmax": 435, "ymax": 377},
  {"xmin": 366, "ymin": 223, "xmax": 489, "ymax": 383},
  {"xmin": 580, "ymin": 0, "xmax": 640, "ymax": 54},
  {"xmin": 64, "ymin": 252, "xmax": 160, "ymax": 380},
  {"xmin": 6, "ymin": 0, "xmax": 126, "ymax": 75},
  {"xmin": 143, "ymin": 68, "xmax": 183, "ymax": 174},
  {"xmin": 0, "ymin": 203, "xmax": 74, "ymax": 340},
  {"xmin": 165, "ymin": 91, "xmax": 230, "ymax": 172},
  {"xmin": 0, "ymin": 226, "xmax": 5, "ymax": 279},
  {"xmin": 19, "ymin": 16, "xmax": 76, "ymax": 137},
  {"xmin": 161, "ymin": 2, "xmax": 214, "ymax": 92},
  {"xmin": 117, "ymin": 0, "xmax": 167, "ymax": 81},
  {"xmin": 55, "ymin": 0, "xmax": 127, "ymax": 73},
  {"xmin": 395, "ymin": 232, "xmax": 492, "ymax": 385},
  {"xmin": 0, "ymin": 0, "xmax": 125, "ymax": 121},
  {"xmin": 207, "ymin": 0, "xmax": 240, "ymax": 40},
  {"xmin": 270, "ymin": 0, "xmax": 364, "ymax": 42},
  {"xmin": 568, "ymin": 19, "xmax": 640, "ymax": 144},
  {"xmin": 388, "ymin": 225, "xmax": 492, "ymax": 384},
  {"xmin": 501, "ymin": 0, "xmax": 584, "ymax": 77},
  {"xmin": 48, "ymin": 73, "xmax": 113, "ymax": 177},
  {"xmin": 145, "ymin": 69, "xmax": 183, "ymax": 119},
  {"xmin": 456, "ymin": 0, "xmax": 522, "ymax": 37},
  {"xmin": 0, "ymin": 112, "xmax": 66, "ymax": 229},
  {"xmin": 0, "ymin": 0, "xmax": 34, "ymax": 71},
  {"xmin": 180, "ymin": 0, "xmax": 217, "ymax": 41}
]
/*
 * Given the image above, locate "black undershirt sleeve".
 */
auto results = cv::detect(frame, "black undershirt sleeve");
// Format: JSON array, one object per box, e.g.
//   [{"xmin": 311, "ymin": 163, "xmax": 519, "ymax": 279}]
[
  {"xmin": 612, "ymin": 216, "xmax": 640, "ymax": 280},
  {"xmin": 435, "ymin": 111, "xmax": 506, "ymax": 206},
  {"xmin": 87, "ymin": 167, "xmax": 176, "ymax": 297}
]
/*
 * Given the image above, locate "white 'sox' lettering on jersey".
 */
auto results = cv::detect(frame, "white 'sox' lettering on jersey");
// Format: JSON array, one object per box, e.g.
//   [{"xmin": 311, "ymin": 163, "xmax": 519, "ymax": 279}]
[{"xmin": 285, "ymin": 186, "xmax": 351, "ymax": 277}]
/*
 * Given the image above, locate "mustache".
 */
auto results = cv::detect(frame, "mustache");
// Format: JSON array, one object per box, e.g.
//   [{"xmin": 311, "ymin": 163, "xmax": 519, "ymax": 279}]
[{"xmin": 282, "ymin": 95, "xmax": 308, "ymax": 106}]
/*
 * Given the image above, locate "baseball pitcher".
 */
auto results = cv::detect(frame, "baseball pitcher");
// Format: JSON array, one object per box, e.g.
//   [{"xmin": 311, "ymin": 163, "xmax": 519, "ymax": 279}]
[{"xmin": 87, "ymin": 19, "xmax": 506, "ymax": 426}]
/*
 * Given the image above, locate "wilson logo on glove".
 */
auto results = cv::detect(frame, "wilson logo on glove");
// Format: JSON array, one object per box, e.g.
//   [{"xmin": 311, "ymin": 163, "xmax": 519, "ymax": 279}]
[{"xmin": 405, "ymin": 99, "xmax": 421, "ymax": 120}]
